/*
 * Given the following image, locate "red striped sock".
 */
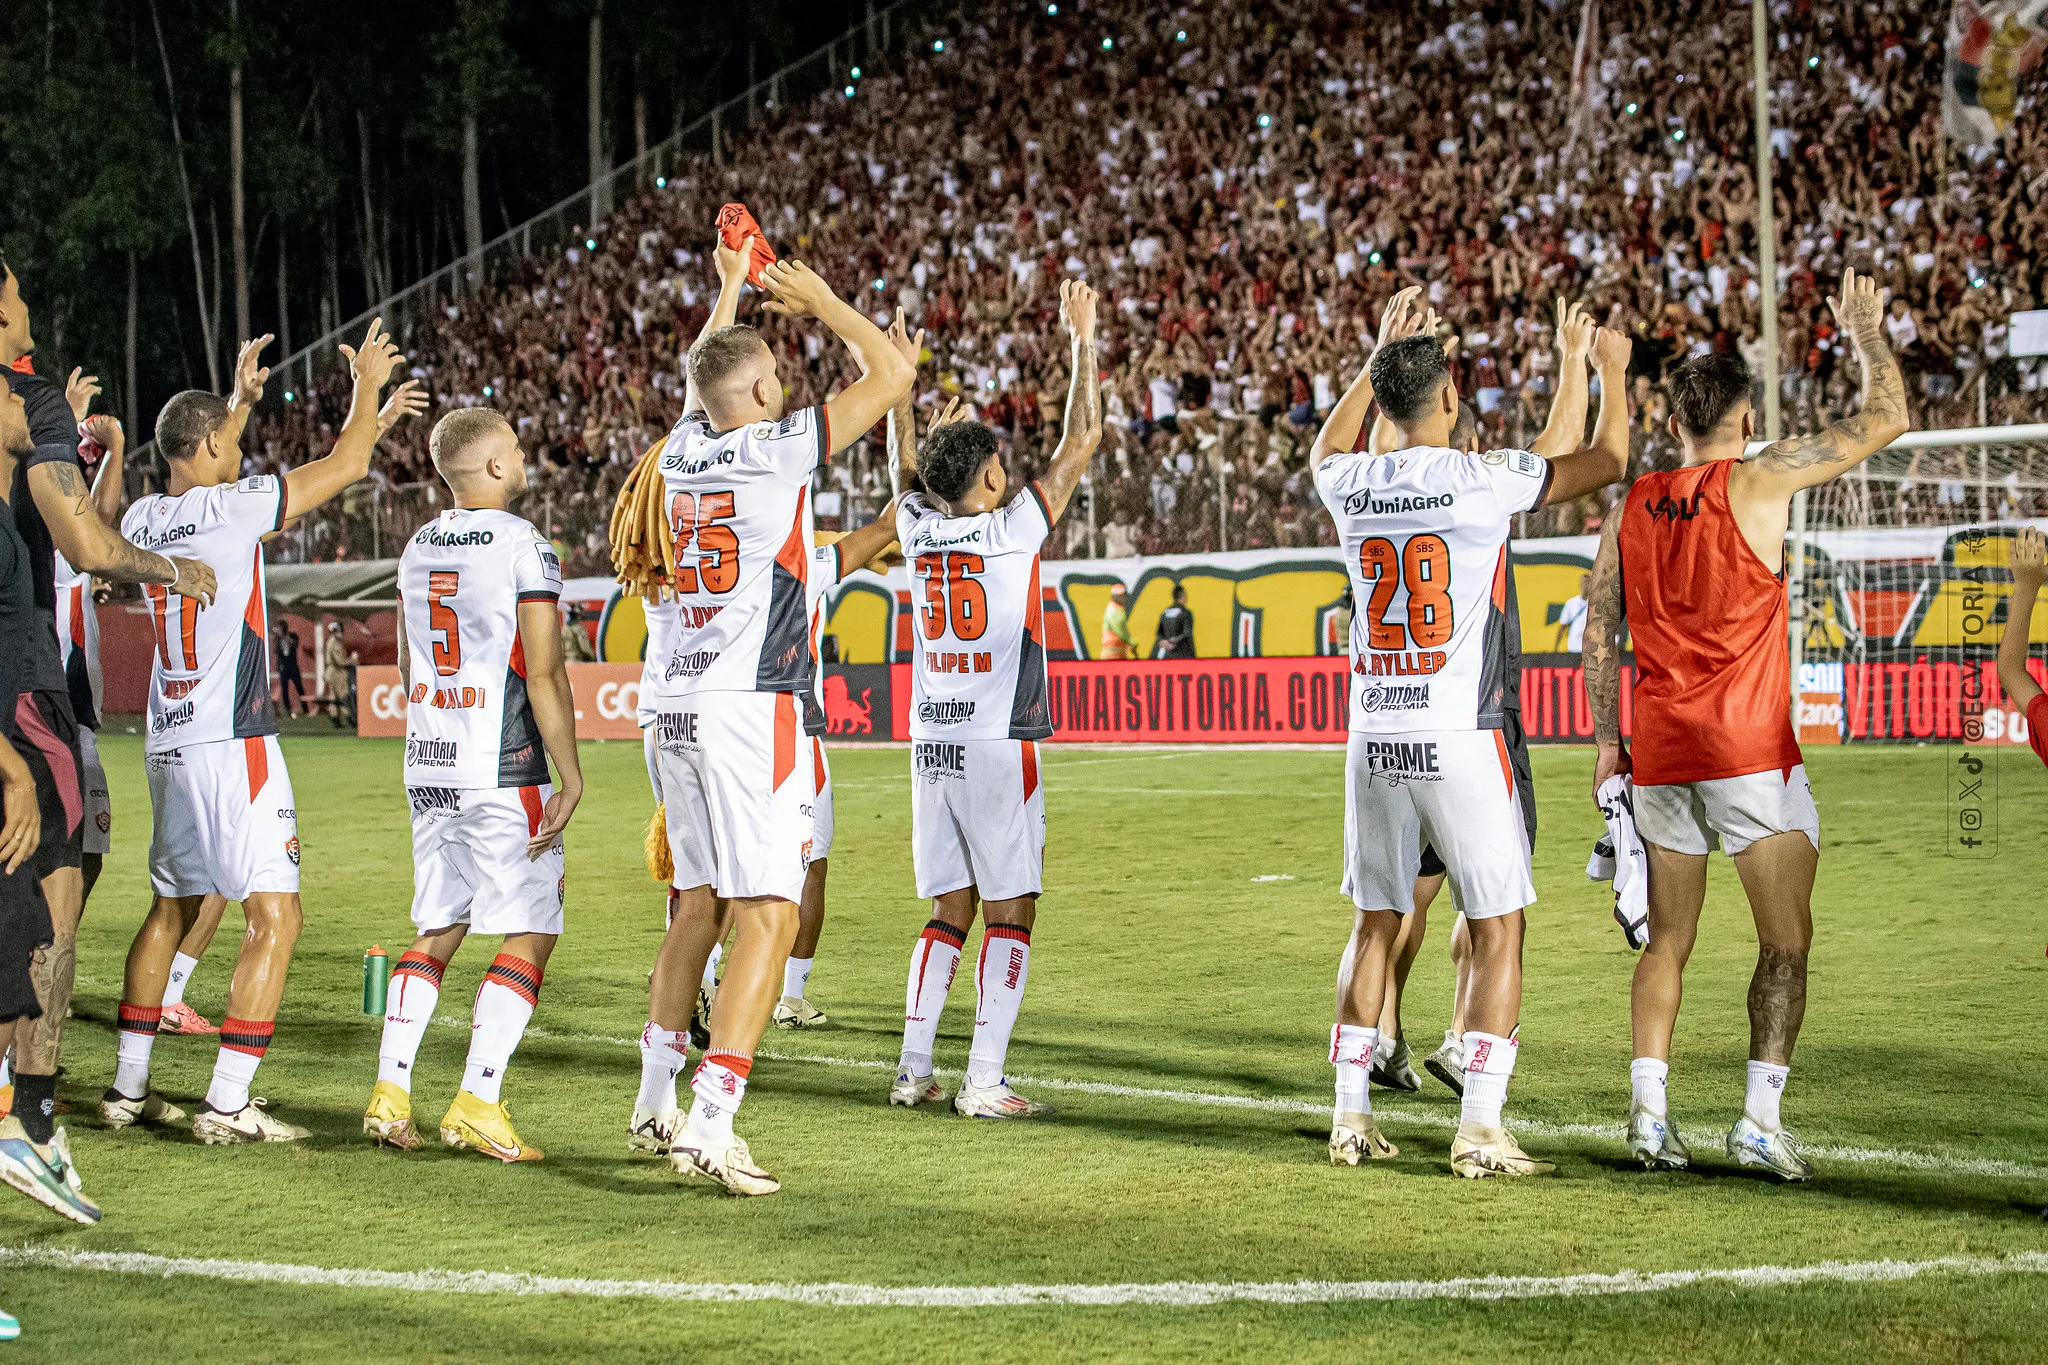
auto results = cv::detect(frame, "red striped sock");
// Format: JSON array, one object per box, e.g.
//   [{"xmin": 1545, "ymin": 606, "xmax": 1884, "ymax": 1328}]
[
  {"xmin": 207, "ymin": 1018, "xmax": 274, "ymax": 1113},
  {"xmin": 463, "ymin": 955, "xmax": 543, "ymax": 1103}
]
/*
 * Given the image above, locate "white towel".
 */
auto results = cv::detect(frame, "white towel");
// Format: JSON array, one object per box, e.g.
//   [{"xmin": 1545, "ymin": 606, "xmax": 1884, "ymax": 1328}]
[{"xmin": 1587, "ymin": 774, "xmax": 1649, "ymax": 949}]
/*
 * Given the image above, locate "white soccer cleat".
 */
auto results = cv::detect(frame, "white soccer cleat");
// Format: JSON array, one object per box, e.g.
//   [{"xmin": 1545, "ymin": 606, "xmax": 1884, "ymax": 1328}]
[
  {"xmin": 671, "ymin": 1133, "xmax": 779, "ymax": 1196},
  {"xmin": 1423, "ymin": 1031, "xmax": 1466, "ymax": 1097},
  {"xmin": 192, "ymin": 1098, "xmax": 310, "ymax": 1145},
  {"xmin": 1626, "ymin": 1103, "xmax": 1691, "ymax": 1170},
  {"xmin": 99, "ymin": 1088, "xmax": 186, "ymax": 1130},
  {"xmin": 1726, "ymin": 1116, "xmax": 1813, "ymax": 1182},
  {"xmin": 771, "ymin": 996, "xmax": 829, "ymax": 1029},
  {"xmin": 1329, "ymin": 1116, "xmax": 1399, "ymax": 1165},
  {"xmin": 888, "ymin": 1069, "xmax": 946, "ymax": 1108},
  {"xmin": 1450, "ymin": 1122, "xmax": 1556, "ymax": 1178},
  {"xmin": 628, "ymin": 1105, "xmax": 682, "ymax": 1154},
  {"xmin": 952, "ymin": 1078, "xmax": 1052, "ymax": 1119},
  {"xmin": 1371, "ymin": 1037, "xmax": 1421, "ymax": 1092}
]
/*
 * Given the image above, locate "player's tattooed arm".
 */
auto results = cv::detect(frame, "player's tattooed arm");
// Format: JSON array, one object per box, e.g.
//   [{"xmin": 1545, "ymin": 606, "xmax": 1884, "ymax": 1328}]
[
  {"xmin": 1585, "ymin": 512, "xmax": 1629, "ymax": 798},
  {"xmin": 1743, "ymin": 267, "xmax": 1908, "ymax": 492},
  {"xmin": 27, "ymin": 460, "xmax": 217, "ymax": 604},
  {"xmin": 1036, "ymin": 280, "xmax": 1103, "ymax": 525},
  {"xmin": 883, "ymin": 308, "xmax": 926, "ymax": 494},
  {"xmin": 1747, "ymin": 945, "xmax": 1809, "ymax": 1065}
]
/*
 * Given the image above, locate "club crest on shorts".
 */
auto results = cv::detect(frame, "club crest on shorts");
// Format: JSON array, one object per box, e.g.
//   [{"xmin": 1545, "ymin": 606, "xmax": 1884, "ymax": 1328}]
[{"xmin": 285, "ymin": 835, "xmax": 301, "ymax": 865}]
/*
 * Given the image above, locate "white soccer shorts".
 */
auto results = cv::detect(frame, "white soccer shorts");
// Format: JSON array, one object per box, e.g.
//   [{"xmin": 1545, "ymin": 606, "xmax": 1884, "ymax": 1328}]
[
  {"xmin": 408, "ymin": 783, "xmax": 566, "ymax": 936},
  {"xmin": 651, "ymin": 692, "xmax": 813, "ymax": 904},
  {"xmin": 146, "ymin": 736, "xmax": 300, "ymax": 900},
  {"xmin": 1342, "ymin": 729, "xmax": 1534, "ymax": 920},
  {"xmin": 78, "ymin": 726, "xmax": 110, "ymax": 857},
  {"xmin": 811, "ymin": 737, "xmax": 835, "ymax": 862},
  {"xmin": 910, "ymin": 737, "xmax": 1045, "ymax": 901},
  {"xmin": 1633, "ymin": 764, "xmax": 1820, "ymax": 858}
]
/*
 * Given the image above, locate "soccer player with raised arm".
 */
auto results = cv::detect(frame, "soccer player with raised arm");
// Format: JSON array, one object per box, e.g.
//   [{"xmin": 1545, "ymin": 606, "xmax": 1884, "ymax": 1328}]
[
  {"xmin": 1997, "ymin": 528, "xmax": 2048, "ymax": 768},
  {"xmin": 1312, "ymin": 288, "xmax": 1631, "ymax": 1176},
  {"xmin": 1583, "ymin": 268, "xmax": 1908, "ymax": 1181},
  {"xmin": 362, "ymin": 408, "xmax": 582, "ymax": 1162},
  {"xmin": 107, "ymin": 319, "xmax": 407, "ymax": 1144},
  {"xmin": 886, "ymin": 279, "xmax": 1101, "ymax": 1120},
  {"xmin": 636, "ymin": 247, "xmax": 911, "ymax": 1196}
]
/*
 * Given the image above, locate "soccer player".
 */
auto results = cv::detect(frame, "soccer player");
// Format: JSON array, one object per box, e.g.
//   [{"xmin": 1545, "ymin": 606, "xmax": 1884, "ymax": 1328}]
[
  {"xmin": 1997, "ymin": 527, "xmax": 2047, "ymax": 767},
  {"xmin": 637, "ymin": 250, "xmax": 912, "ymax": 1195},
  {"xmin": 1583, "ymin": 267, "xmax": 1908, "ymax": 1181},
  {"xmin": 108, "ymin": 319, "xmax": 407, "ymax": 1144},
  {"xmin": 1313, "ymin": 287, "xmax": 1630, "ymax": 1176},
  {"xmin": 0, "ymin": 258, "xmax": 218, "ymax": 1150},
  {"xmin": 0, "ymin": 373, "xmax": 99, "ymax": 1227},
  {"xmin": 886, "ymin": 278, "xmax": 1101, "ymax": 1119},
  {"xmin": 362, "ymin": 408, "xmax": 581, "ymax": 1160},
  {"xmin": 58, "ymin": 374, "xmax": 122, "ymax": 911}
]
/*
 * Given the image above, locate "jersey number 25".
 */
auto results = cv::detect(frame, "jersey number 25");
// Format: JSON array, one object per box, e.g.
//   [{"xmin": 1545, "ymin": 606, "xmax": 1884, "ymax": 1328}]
[{"xmin": 670, "ymin": 491, "xmax": 740, "ymax": 594}]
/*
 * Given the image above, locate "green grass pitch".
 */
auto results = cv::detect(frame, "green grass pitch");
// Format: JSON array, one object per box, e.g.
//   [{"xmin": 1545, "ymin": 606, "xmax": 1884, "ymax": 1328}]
[{"xmin": 2, "ymin": 733, "xmax": 2046, "ymax": 1362}]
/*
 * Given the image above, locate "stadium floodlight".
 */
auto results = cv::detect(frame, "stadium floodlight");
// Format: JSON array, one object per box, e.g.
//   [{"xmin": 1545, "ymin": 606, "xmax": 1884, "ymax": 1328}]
[
  {"xmin": 1808, "ymin": 54, "xmax": 1820, "ymax": 67},
  {"xmin": 284, "ymin": 391, "xmax": 295, "ymax": 403},
  {"xmin": 1368, "ymin": 251, "xmax": 1383, "ymax": 264},
  {"xmin": 656, "ymin": 176, "xmax": 667, "ymax": 188},
  {"xmin": 1258, "ymin": 113, "xmax": 1272, "ymax": 128},
  {"xmin": 1177, "ymin": 29, "xmax": 1187, "ymax": 40},
  {"xmin": 1625, "ymin": 101, "xmax": 1639, "ymax": 114},
  {"xmin": 1101, "ymin": 36, "xmax": 1113, "ymax": 48},
  {"xmin": 933, "ymin": 39, "xmax": 945, "ymax": 51},
  {"xmin": 2013, "ymin": 310, "xmax": 2048, "ymax": 357},
  {"xmin": 1673, "ymin": 129, "xmax": 1686, "ymax": 141},
  {"xmin": 585, "ymin": 238, "xmax": 596, "ymax": 250},
  {"xmin": 851, "ymin": 66, "xmax": 861, "ymax": 77},
  {"xmin": 483, "ymin": 386, "xmax": 494, "ymax": 398},
  {"xmin": 873, "ymin": 279, "xmax": 885, "ymax": 291},
  {"xmin": 844, "ymin": 84, "xmax": 856, "ymax": 96},
  {"xmin": 1047, "ymin": 3, "xmax": 1057, "ymax": 12}
]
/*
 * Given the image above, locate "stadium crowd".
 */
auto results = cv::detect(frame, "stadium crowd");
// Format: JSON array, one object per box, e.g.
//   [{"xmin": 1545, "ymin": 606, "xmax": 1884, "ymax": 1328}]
[{"xmin": 235, "ymin": 0, "xmax": 2048, "ymax": 571}]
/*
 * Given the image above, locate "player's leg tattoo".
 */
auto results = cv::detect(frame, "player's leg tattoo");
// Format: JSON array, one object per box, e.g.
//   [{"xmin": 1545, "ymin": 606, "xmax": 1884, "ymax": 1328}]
[{"xmin": 1747, "ymin": 945, "xmax": 1808, "ymax": 1066}]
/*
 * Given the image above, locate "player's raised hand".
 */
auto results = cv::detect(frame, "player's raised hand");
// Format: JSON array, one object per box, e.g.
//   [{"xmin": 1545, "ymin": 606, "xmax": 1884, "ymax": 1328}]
[
  {"xmin": 167, "ymin": 556, "xmax": 217, "ymax": 607},
  {"xmin": 1557, "ymin": 300, "xmax": 1594, "ymax": 361},
  {"xmin": 339, "ymin": 317, "xmax": 403, "ymax": 392},
  {"xmin": 0, "ymin": 745, "xmax": 40, "ymax": 876},
  {"xmin": 1376, "ymin": 285, "xmax": 1425, "ymax": 345},
  {"xmin": 377, "ymin": 379, "xmax": 428, "ymax": 437},
  {"xmin": 81, "ymin": 413, "xmax": 125, "ymax": 459},
  {"xmin": 228, "ymin": 334, "xmax": 274, "ymax": 409},
  {"xmin": 1059, "ymin": 278, "xmax": 1098, "ymax": 338},
  {"xmin": 64, "ymin": 368, "xmax": 102, "ymax": 424},
  {"xmin": 1590, "ymin": 326, "xmax": 1633, "ymax": 373},
  {"xmin": 2012, "ymin": 526, "xmax": 2046, "ymax": 590},
  {"xmin": 1832, "ymin": 265, "xmax": 1885, "ymax": 335},
  {"xmin": 759, "ymin": 259, "xmax": 835, "ymax": 317},
  {"xmin": 527, "ymin": 785, "xmax": 580, "ymax": 860},
  {"xmin": 886, "ymin": 306, "xmax": 926, "ymax": 369},
  {"xmin": 927, "ymin": 395, "xmax": 970, "ymax": 434},
  {"xmin": 714, "ymin": 235, "xmax": 753, "ymax": 288}
]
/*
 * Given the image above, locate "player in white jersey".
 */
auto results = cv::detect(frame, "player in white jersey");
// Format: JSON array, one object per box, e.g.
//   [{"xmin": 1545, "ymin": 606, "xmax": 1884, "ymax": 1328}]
[
  {"xmin": 629, "ymin": 235, "xmax": 912, "ymax": 1195},
  {"xmin": 364, "ymin": 408, "xmax": 582, "ymax": 1162},
  {"xmin": 885, "ymin": 279, "xmax": 1101, "ymax": 1120},
  {"xmin": 108, "ymin": 319, "xmax": 409, "ymax": 1145},
  {"xmin": 1311, "ymin": 288, "xmax": 1630, "ymax": 1177},
  {"xmin": 54, "ymin": 392, "xmax": 123, "ymax": 890}
]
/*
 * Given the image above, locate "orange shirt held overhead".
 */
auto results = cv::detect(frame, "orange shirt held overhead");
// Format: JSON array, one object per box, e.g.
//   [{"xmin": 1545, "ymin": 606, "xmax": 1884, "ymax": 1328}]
[{"xmin": 1619, "ymin": 458, "xmax": 1804, "ymax": 787}]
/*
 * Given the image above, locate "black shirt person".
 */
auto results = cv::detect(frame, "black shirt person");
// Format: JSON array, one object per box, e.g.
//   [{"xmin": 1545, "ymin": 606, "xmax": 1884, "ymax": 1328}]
[{"xmin": 1153, "ymin": 585, "xmax": 1195, "ymax": 659}]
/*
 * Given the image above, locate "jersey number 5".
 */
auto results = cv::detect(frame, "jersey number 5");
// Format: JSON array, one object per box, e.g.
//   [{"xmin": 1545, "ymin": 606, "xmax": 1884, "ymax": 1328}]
[
  {"xmin": 914, "ymin": 552, "xmax": 988, "ymax": 641},
  {"xmin": 1357, "ymin": 535, "xmax": 1453, "ymax": 650},
  {"xmin": 427, "ymin": 571, "xmax": 463, "ymax": 676},
  {"xmin": 670, "ymin": 491, "xmax": 740, "ymax": 593}
]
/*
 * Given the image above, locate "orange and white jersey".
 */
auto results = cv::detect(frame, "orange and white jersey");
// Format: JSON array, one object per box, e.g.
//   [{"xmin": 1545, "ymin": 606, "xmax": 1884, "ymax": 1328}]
[
  {"xmin": 645, "ymin": 406, "xmax": 823, "ymax": 704},
  {"xmin": 635, "ymin": 593, "xmax": 678, "ymax": 729},
  {"xmin": 396, "ymin": 508, "xmax": 561, "ymax": 789},
  {"xmin": 122, "ymin": 475, "xmax": 289, "ymax": 753},
  {"xmin": 1313, "ymin": 446, "xmax": 1552, "ymax": 733},
  {"xmin": 51, "ymin": 551, "xmax": 102, "ymax": 730},
  {"xmin": 802, "ymin": 541, "xmax": 848, "ymax": 737},
  {"xmin": 896, "ymin": 486, "xmax": 1052, "ymax": 742}
]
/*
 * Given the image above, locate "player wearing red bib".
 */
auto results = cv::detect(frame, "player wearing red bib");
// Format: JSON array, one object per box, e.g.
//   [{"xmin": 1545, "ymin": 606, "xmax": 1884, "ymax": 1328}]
[
  {"xmin": 634, "ymin": 242, "xmax": 911, "ymax": 1196},
  {"xmin": 886, "ymin": 280, "xmax": 1100, "ymax": 1120},
  {"xmin": 363, "ymin": 408, "xmax": 582, "ymax": 1162},
  {"xmin": 1584, "ymin": 268, "xmax": 1907, "ymax": 1180},
  {"xmin": 108, "ymin": 320, "xmax": 408, "ymax": 1144},
  {"xmin": 1312, "ymin": 289, "xmax": 1631, "ymax": 1177}
]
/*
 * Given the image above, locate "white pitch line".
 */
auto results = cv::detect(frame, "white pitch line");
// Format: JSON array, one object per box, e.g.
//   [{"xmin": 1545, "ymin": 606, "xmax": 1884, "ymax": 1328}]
[
  {"xmin": 503, "ymin": 1029, "xmax": 2048, "ymax": 1182},
  {"xmin": 4, "ymin": 1246, "xmax": 2045, "ymax": 1308}
]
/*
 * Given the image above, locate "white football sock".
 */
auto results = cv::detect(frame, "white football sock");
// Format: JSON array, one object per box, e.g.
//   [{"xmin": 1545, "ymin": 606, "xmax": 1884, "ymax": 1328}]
[
  {"xmin": 1630, "ymin": 1057, "xmax": 1670, "ymax": 1117},
  {"xmin": 637, "ymin": 1023, "xmax": 690, "ymax": 1114},
  {"xmin": 376, "ymin": 953, "xmax": 444, "ymax": 1092},
  {"xmin": 701, "ymin": 941, "xmax": 723, "ymax": 993},
  {"xmin": 782, "ymin": 955, "xmax": 814, "ymax": 1001},
  {"xmin": 1331, "ymin": 1023, "xmax": 1378, "ymax": 1121},
  {"xmin": 685, "ymin": 1052, "xmax": 751, "ymax": 1145},
  {"xmin": 461, "ymin": 955, "xmax": 542, "ymax": 1105},
  {"xmin": 205, "ymin": 1043, "xmax": 264, "ymax": 1114},
  {"xmin": 1744, "ymin": 1061, "xmax": 1789, "ymax": 1131},
  {"xmin": 161, "ymin": 952, "xmax": 201, "ymax": 1009},
  {"xmin": 899, "ymin": 920, "xmax": 965, "ymax": 1076},
  {"xmin": 113, "ymin": 1003, "xmax": 161, "ymax": 1097},
  {"xmin": 1460, "ymin": 1030, "xmax": 1518, "ymax": 1129},
  {"xmin": 965, "ymin": 926, "xmax": 1031, "ymax": 1089}
]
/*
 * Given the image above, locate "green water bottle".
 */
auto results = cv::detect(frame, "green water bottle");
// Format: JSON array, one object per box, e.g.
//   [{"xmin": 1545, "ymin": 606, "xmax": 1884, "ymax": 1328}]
[{"xmin": 362, "ymin": 945, "xmax": 389, "ymax": 1016}]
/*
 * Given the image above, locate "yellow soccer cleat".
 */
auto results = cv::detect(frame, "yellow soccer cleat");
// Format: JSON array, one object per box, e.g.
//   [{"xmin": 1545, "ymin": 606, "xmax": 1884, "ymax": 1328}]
[
  {"xmin": 1450, "ymin": 1122, "xmax": 1556, "ymax": 1179},
  {"xmin": 439, "ymin": 1091, "xmax": 543, "ymax": 1163},
  {"xmin": 363, "ymin": 1080, "xmax": 423, "ymax": 1151}
]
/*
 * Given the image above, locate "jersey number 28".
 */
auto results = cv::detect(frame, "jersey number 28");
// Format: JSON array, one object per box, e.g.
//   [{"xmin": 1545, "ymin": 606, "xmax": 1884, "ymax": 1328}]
[{"xmin": 1357, "ymin": 534, "xmax": 1453, "ymax": 650}]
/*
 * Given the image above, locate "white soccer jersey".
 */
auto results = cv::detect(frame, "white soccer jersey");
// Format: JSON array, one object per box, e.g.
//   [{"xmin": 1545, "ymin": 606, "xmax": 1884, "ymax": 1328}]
[
  {"xmin": 397, "ymin": 508, "xmax": 562, "ymax": 789},
  {"xmin": 896, "ymin": 485, "xmax": 1052, "ymax": 742},
  {"xmin": 645, "ymin": 406, "xmax": 824, "ymax": 703},
  {"xmin": 802, "ymin": 541, "xmax": 847, "ymax": 736},
  {"xmin": 52, "ymin": 552, "xmax": 102, "ymax": 729},
  {"xmin": 1313, "ymin": 446, "xmax": 1552, "ymax": 733},
  {"xmin": 122, "ymin": 475, "xmax": 290, "ymax": 752},
  {"xmin": 636, "ymin": 593, "xmax": 678, "ymax": 728}
]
